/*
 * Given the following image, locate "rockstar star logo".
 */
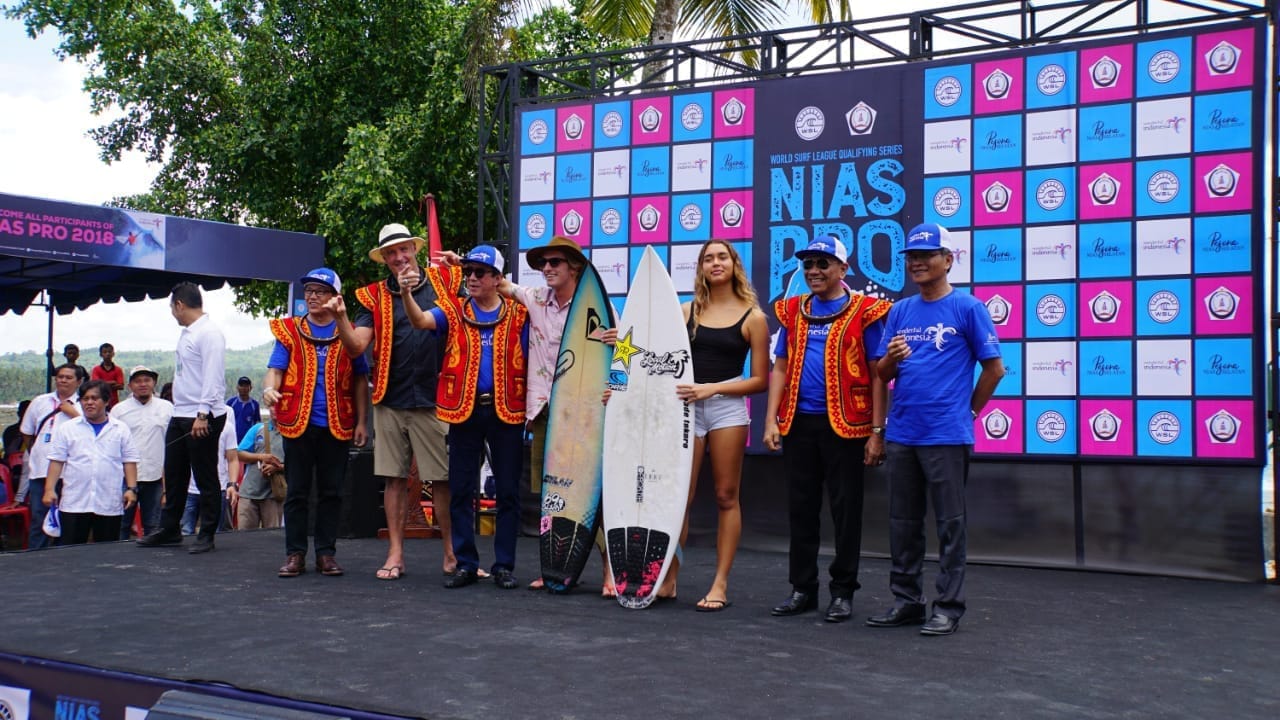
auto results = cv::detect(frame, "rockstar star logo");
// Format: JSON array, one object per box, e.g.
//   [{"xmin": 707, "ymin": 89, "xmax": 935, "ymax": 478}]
[{"xmin": 611, "ymin": 327, "xmax": 643, "ymax": 371}]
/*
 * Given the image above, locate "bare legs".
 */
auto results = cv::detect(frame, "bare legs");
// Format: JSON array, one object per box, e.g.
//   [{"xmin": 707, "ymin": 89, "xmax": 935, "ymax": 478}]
[{"xmin": 379, "ymin": 476, "xmax": 455, "ymax": 578}]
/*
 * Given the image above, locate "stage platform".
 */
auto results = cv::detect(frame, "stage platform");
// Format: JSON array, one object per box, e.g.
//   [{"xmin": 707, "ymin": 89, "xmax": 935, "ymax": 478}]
[{"xmin": 1, "ymin": 530, "xmax": 1277, "ymax": 719}]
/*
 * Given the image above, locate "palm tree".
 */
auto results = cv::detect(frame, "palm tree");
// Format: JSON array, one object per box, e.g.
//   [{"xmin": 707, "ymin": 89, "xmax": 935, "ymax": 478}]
[{"xmin": 582, "ymin": 0, "xmax": 851, "ymax": 54}]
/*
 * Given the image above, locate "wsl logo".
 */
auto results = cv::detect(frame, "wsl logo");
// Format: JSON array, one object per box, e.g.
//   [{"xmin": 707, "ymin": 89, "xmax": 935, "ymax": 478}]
[
  {"xmin": 719, "ymin": 199, "xmax": 744, "ymax": 228},
  {"xmin": 721, "ymin": 97, "xmax": 745, "ymax": 126},
  {"xmin": 1205, "ymin": 40, "xmax": 1240, "ymax": 76},
  {"xmin": 1147, "ymin": 411, "xmax": 1181, "ymax": 445},
  {"xmin": 678, "ymin": 203, "xmax": 702, "ymax": 232},
  {"xmin": 527, "ymin": 118, "xmax": 549, "ymax": 145},
  {"xmin": 561, "ymin": 210, "xmax": 583, "ymax": 236},
  {"xmin": 601, "ymin": 110, "xmax": 624, "ymax": 138},
  {"xmin": 1036, "ymin": 63, "xmax": 1067, "ymax": 96},
  {"xmin": 1146, "ymin": 171, "xmax": 1180, "ymax": 204},
  {"xmin": 845, "ymin": 101, "xmax": 877, "ymax": 136},
  {"xmin": 1090, "ymin": 56, "xmax": 1120, "ymax": 89},
  {"xmin": 933, "ymin": 76, "xmax": 963, "ymax": 107},
  {"xmin": 525, "ymin": 213, "xmax": 547, "ymax": 240},
  {"xmin": 637, "ymin": 204, "xmax": 661, "ymax": 232},
  {"xmin": 599, "ymin": 208, "xmax": 622, "ymax": 236},
  {"xmin": 1206, "ymin": 409, "xmax": 1240, "ymax": 444},
  {"xmin": 1147, "ymin": 290, "xmax": 1180, "ymax": 324},
  {"xmin": 1036, "ymin": 294, "xmax": 1067, "ymax": 326},
  {"xmin": 638, "ymin": 105, "xmax": 663, "ymax": 133},
  {"xmin": 984, "ymin": 294, "xmax": 1010, "ymax": 325},
  {"xmin": 563, "ymin": 113, "xmax": 585, "ymax": 141},
  {"xmin": 1036, "ymin": 179, "xmax": 1066, "ymax": 211},
  {"xmin": 794, "ymin": 106, "xmax": 825, "ymax": 141},
  {"xmin": 1148, "ymin": 49, "xmax": 1181, "ymax": 83},
  {"xmin": 1089, "ymin": 408, "xmax": 1121, "ymax": 442},
  {"xmin": 1036, "ymin": 411, "xmax": 1067, "ymax": 443},
  {"xmin": 1204, "ymin": 286, "xmax": 1239, "ymax": 321},
  {"xmin": 1089, "ymin": 290, "xmax": 1120, "ymax": 324},
  {"xmin": 932, "ymin": 186, "xmax": 962, "ymax": 218},
  {"xmin": 983, "ymin": 181, "xmax": 1011, "ymax": 213},
  {"xmin": 983, "ymin": 69, "xmax": 1011, "ymax": 100},
  {"xmin": 1205, "ymin": 163, "xmax": 1239, "ymax": 198},
  {"xmin": 681, "ymin": 102, "xmax": 705, "ymax": 131},
  {"xmin": 1089, "ymin": 173, "xmax": 1120, "ymax": 206},
  {"xmin": 982, "ymin": 408, "xmax": 1011, "ymax": 440}
]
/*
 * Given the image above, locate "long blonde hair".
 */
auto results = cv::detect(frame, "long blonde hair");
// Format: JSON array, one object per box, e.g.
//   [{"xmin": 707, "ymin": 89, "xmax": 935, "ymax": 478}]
[{"xmin": 689, "ymin": 239, "xmax": 759, "ymax": 339}]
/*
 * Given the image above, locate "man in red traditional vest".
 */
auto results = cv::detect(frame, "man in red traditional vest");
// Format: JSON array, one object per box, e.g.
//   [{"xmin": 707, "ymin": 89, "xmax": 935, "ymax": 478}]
[
  {"xmin": 328, "ymin": 223, "xmax": 456, "ymax": 581},
  {"xmin": 262, "ymin": 268, "xmax": 369, "ymax": 578},
  {"xmin": 762, "ymin": 236, "xmax": 893, "ymax": 624},
  {"xmin": 401, "ymin": 245, "xmax": 529, "ymax": 589}
]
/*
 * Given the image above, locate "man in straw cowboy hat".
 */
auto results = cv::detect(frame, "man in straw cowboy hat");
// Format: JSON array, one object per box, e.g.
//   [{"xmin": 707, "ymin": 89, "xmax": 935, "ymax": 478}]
[{"xmin": 328, "ymin": 223, "xmax": 457, "ymax": 580}]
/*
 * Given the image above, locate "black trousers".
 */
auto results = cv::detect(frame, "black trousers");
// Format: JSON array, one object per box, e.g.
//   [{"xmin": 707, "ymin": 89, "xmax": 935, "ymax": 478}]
[
  {"xmin": 282, "ymin": 426, "xmax": 351, "ymax": 557},
  {"xmin": 782, "ymin": 412, "xmax": 867, "ymax": 598},
  {"xmin": 886, "ymin": 442, "xmax": 971, "ymax": 619},
  {"xmin": 160, "ymin": 414, "xmax": 227, "ymax": 541},
  {"xmin": 60, "ymin": 512, "xmax": 122, "ymax": 545}
]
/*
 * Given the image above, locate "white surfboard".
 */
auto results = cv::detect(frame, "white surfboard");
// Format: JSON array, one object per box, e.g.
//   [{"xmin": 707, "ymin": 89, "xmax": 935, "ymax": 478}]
[{"xmin": 602, "ymin": 246, "xmax": 694, "ymax": 609}]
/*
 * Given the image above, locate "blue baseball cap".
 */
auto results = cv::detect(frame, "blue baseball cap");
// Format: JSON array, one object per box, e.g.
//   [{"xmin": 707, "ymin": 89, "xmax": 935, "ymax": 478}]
[
  {"xmin": 299, "ymin": 267, "xmax": 341, "ymax": 294},
  {"xmin": 901, "ymin": 223, "xmax": 955, "ymax": 253},
  {"xmin": 465, "ymin": 244, "xmax": 506, "ymax": 275},
  {"xmin": 794, "ymin": 236, "xmax": 849, "ymax": 264}
]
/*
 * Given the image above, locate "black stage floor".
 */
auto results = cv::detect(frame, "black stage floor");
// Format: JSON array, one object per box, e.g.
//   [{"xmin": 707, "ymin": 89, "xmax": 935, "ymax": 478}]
[{"xmin": 2, "ymin": 530, "xmax": 1277, "ymax": 719}]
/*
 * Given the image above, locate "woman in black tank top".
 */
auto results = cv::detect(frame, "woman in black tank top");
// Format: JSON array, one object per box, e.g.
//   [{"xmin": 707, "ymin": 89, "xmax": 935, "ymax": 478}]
[{"xmin": 660, "ymin": 240, "xmax": 769, "ymax": 611}]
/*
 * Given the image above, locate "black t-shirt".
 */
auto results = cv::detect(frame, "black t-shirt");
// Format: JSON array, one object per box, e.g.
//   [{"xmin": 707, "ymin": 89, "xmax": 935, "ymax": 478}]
[{"xmin": 354, "ymin": 277, "xmax": 446, "ymax": 409}]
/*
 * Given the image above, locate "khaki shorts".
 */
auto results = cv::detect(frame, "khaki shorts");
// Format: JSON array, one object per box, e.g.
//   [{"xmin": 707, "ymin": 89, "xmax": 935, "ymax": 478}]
[{"xmin": 372, "ymin": 405, "xmax": 449, "ymax": 483}]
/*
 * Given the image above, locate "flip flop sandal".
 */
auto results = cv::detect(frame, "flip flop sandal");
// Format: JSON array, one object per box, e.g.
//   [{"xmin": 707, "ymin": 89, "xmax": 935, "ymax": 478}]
[
  {"xmin": 695, "ymin": 597, "xmax": 733, "ymax": 613},
  {"xmin": 376, "ymin": 565, "xmax": 405, "ymax": 581}
]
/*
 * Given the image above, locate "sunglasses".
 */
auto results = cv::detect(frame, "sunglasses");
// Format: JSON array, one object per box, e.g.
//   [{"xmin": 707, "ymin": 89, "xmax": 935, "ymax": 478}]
[
  {"xmin": 462, "ymin": 266, "xmax": 495, "ymax": 278},
  {"xmin": 534, "ymin": 257, "xmax": 568, "ymax": 269},
  {"xmin": 802, "ymin": 257, "xmax": 836, "ymax": 270}
]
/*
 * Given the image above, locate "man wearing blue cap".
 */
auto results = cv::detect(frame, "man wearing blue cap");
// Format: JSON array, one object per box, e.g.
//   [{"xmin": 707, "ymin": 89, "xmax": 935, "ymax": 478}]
[
  {"xmin": 261, "ymin": 268, "xmax": 369, "ymax": 578},
  {"xmin": 401, "ymin": 246, "xmax": 529, "ymax": 589},
  {"xmin": 763, "ymin": 236, "xmax": 893, "ymax": 622},
  {"xmin": 866, "ymin": 223, "xmax": 1005, "ymax": 636}
]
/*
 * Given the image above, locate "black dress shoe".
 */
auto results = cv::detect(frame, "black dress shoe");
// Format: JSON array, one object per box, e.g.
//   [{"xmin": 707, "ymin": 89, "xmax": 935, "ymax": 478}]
[
  {"xmin": 864, "ymin": 603, "xmax": 927, "ymax": 627},
  {"xmin": 824, "ymin": 596, "xmax": 853, "ymax": 623},
  {"xmin": 136, "ymin": 531, "xmax": 182, "ymax": 547},
  {"xmin": 444, "ymin": 567, "xmax": 479, "ymax": 588},
  {"xmin": 770, "ymin": 590, "xmax": 818, "ymax": 616},
  {"xmin": 493, "ymin": 569, "xmax": 518, "ymax": 590},
  {"xmin": 188, "ymin": 537, "xmax": 215, "ymax": 554},
  {"xmin": 920, "ymin": 613, "xmax": 960, "ymax": 636}
]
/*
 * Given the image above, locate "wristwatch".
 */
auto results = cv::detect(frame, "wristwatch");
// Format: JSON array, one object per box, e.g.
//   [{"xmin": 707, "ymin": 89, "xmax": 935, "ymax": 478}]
[
  {"xmin": 124, "ymin": 486, "xmax": 138, "ymax": 494},
  {"xmin": 870, "ymin": 426, "xmax": 885, "ymax": 436},
  {"xmin": 196, "ymin": 412, "xmax": 210, "ymax": 421}
]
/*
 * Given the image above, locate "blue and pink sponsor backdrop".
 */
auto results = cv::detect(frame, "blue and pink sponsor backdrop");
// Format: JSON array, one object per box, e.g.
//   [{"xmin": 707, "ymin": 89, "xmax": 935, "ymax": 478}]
[{"xmin": 512, "ymin": 20, "xmax": 1265, "ymax": 464}]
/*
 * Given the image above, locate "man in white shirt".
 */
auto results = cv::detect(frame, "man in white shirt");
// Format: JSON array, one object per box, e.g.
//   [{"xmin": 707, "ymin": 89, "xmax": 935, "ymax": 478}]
[
  {"xmin": 111, "ymin": 365, "xmax": 174, "ymax": 538},
  {"xmin": 138, "ymin": 282, "xmax": 229, "ymax": 554},
  {"xmin": 42, "ymin": 380, "xmax": 140, "ymax": 545},
  {"xmin": 19, "ymin": 363, "xmax": 81, "ymax": 549}
]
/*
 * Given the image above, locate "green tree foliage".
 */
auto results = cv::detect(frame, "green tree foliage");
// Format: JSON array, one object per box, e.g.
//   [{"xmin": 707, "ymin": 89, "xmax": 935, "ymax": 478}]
[{"xmin": 6, "ymin": 0, "xmax": 628, "ymax": 316}]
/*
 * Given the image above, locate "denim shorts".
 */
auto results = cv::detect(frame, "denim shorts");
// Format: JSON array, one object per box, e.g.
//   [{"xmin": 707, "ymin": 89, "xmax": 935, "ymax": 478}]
[{"xmin": 693, "ymin": 392, "xmax": 750, "ymax": 438}]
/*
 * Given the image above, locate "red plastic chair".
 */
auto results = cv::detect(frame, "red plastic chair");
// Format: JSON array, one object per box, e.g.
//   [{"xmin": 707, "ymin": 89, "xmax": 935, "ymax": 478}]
[{"xmin": 0, "ymin": 464, "xmax": 31, "ymax": 550}]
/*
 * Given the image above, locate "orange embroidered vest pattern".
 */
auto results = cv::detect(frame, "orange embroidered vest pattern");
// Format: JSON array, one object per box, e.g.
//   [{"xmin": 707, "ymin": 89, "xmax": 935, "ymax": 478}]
[
  {"xmin": 773, "ymin": 293, "xmax": 893, "ymax": 439},
  {"xmin": 430, "ymin": 266, "xmax": 528, "ymax": 425},
  {"xmin": 355, "ymin": 273, "xmax": 452, "ymax": 405},
  {"xmin": 268, "ymin": 317, "xmax": 359, "ymax": 440}
]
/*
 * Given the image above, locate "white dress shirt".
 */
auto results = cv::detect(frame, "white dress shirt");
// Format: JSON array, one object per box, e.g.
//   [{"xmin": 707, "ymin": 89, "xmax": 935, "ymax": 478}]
[
  {"xmin": 20, "ymin": 390, "xmax": 80, "ymax": 479},
  {"xmin": 110, "ymin": 395, "xmax": 174, "ymax": 483},
  {"xmin": 48, "ymin": 416, "xmax": 140, "ymax": 516},
  {"xmin": 173, "ymin": 313, "xmax": 228, "ymax": 418}
]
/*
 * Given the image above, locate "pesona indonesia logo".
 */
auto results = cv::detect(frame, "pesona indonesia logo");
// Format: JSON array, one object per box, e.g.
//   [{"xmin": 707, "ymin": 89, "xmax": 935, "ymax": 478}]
[
  {"xmin": 1146, "ymin": 170, "xmax": 1180, "ymax": 204},
  {"xmin": 1205, "ymin": 41, "xmax": 1241, "ymax": 76},
  {"xmin": 845, "ymin": 101, "xmax": 877, "ymax": 135},
  {"xmin": 1089, "ymin": 408, "xmax": 1121, "ymax": 442},
  {"xmin": 561, "ymin": 164, "xmax": 585, "ymax": 184},
  {"xmin": 1088, "ymin": 173, "xmax": 1120, "ymax": 206},
  {"xmin": 983, "ymin": 68, "xmax": 1011, "ymax": 100},
  {"xmin": 982, "ymin": 181, "xmax": 1011, "ymax": 212},
  {"xmin": 984, "ymin": 294, "xmax": 1010, "ymax": 325},
  {"xmin": 932, "ymin": 186, "xmax": 962, "ymax": 217},
  {"xmin": 637, "ymin": 159, "xmax": 665, "ymax": 178},
  {"xmin": 721, "ymin": 97, "xmax": 745, "ymax": 126},
  {"xmin": 933, "ymin": 75, "xmax": 963, "ymax": 107},
  {"xmin": 637, "ymin": 204, "xmax": 661, "ymax": 232},
  {"xmin": 563, "ymin": 113, "xmax": 585, "ymax": 140},
  {"xmin": 639, "ymin": 105, "xmax": 663, "ymax": 133},
  {"xmin": 1036, "ymin": 410, "xmax": 1068, "ymax": 443},
  {"xmin": 1084, "ymin": 234, "xmax": 1124, "ymax": 259},
  {"xmin": 1204, "ymin": 163, "xmax": 1239, "ymax": 198},
  {"xmin": 982, "ymin": 408, "xmax": 1012, "ymax": 440},
  {"xmin": 1204, "ymin": 353, "xmax": 1246, "ymax": 378},
  {"xmin": 678, "ymin": 203, "xmax": 703, "ymax": 232},
  {"xmin": 598, "ymin": 208, "xmax": 623, "ymax": 236},
  {"xmin": 560, "ymin": 210, "xmax": 583, "ymax": 236},
  {"xmin": 1035, "ymin": 63, "xmax": 1068, "ymax": 95},
  {"xmin": 1089, "ymin": 56, "xmax": 1120, "ymax": 89},
  {"xmin": 600, "ymin": 110, "xmax": 624, "ymax": 138},
  {"xmin": 980, "ymin": 243, "xmax": 1015, "ymax": 267},
  {"xmin": 1203, "ymin": 108, "xmax": 1244, "ymax": 133},
  {"xmin": 1036, "ymin": 179, "xmax": 1067, "ymax": 211},
  {"xmin": 527, "ymin": 118, "xmax": 549, "ymax": 145},
  {"xmin": 1086, "ymin": 119, "xmax": 1122, "ymax": 142},
  {"xmin": 1089, "ymin": 290, "xmax": 1120, "ymax": 323},
  {"xmin": 1148, "ymin": 49, "xmax": 1181, "ymax": 83},
  {"xmin": 981, "ymin": 129, "xmax": 1015, "ymax": 151},
  {"xmin": 525, "ymin": 212, "xmax": 548, "ymax": 240},
  {"xmin": 719, "ymin": 154, "xmax": 747, "ymax": 173},
  {"xmin": 1035, "ymin": 294, "xmax": 1067, "ymax": 326},
  {"xmin": 719, "ymin": 199, "xmax": 744, "ymax": 228},
  {"xmin": 680, "ymin": 102, "xmax": 705, "ymax": 131},
  {"xmin": 1206, "ymin": 409, "xmax": 1241, "ymax": 444},
  {"xmin": 1087, "ymin": 354, "xmax": 1125, "ymax": 378},
  {"xmin": 1146, "ymin": 290, "xmax": 1180, "ymax": 323},
  {"xmin": 1204, "ymin": 286, "xmax": 1240, "ymax": 321},
  {"xmin": 794, "ymin": 106, "xmax": 825, "ymax": 141},
  {"xmin": 1201, "ymin": 230, "xmax": 1242, "ymax": 255},
  {"xmin": 1147, "ymin": 411, "xmax": 1181, "ymax": 445}
]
